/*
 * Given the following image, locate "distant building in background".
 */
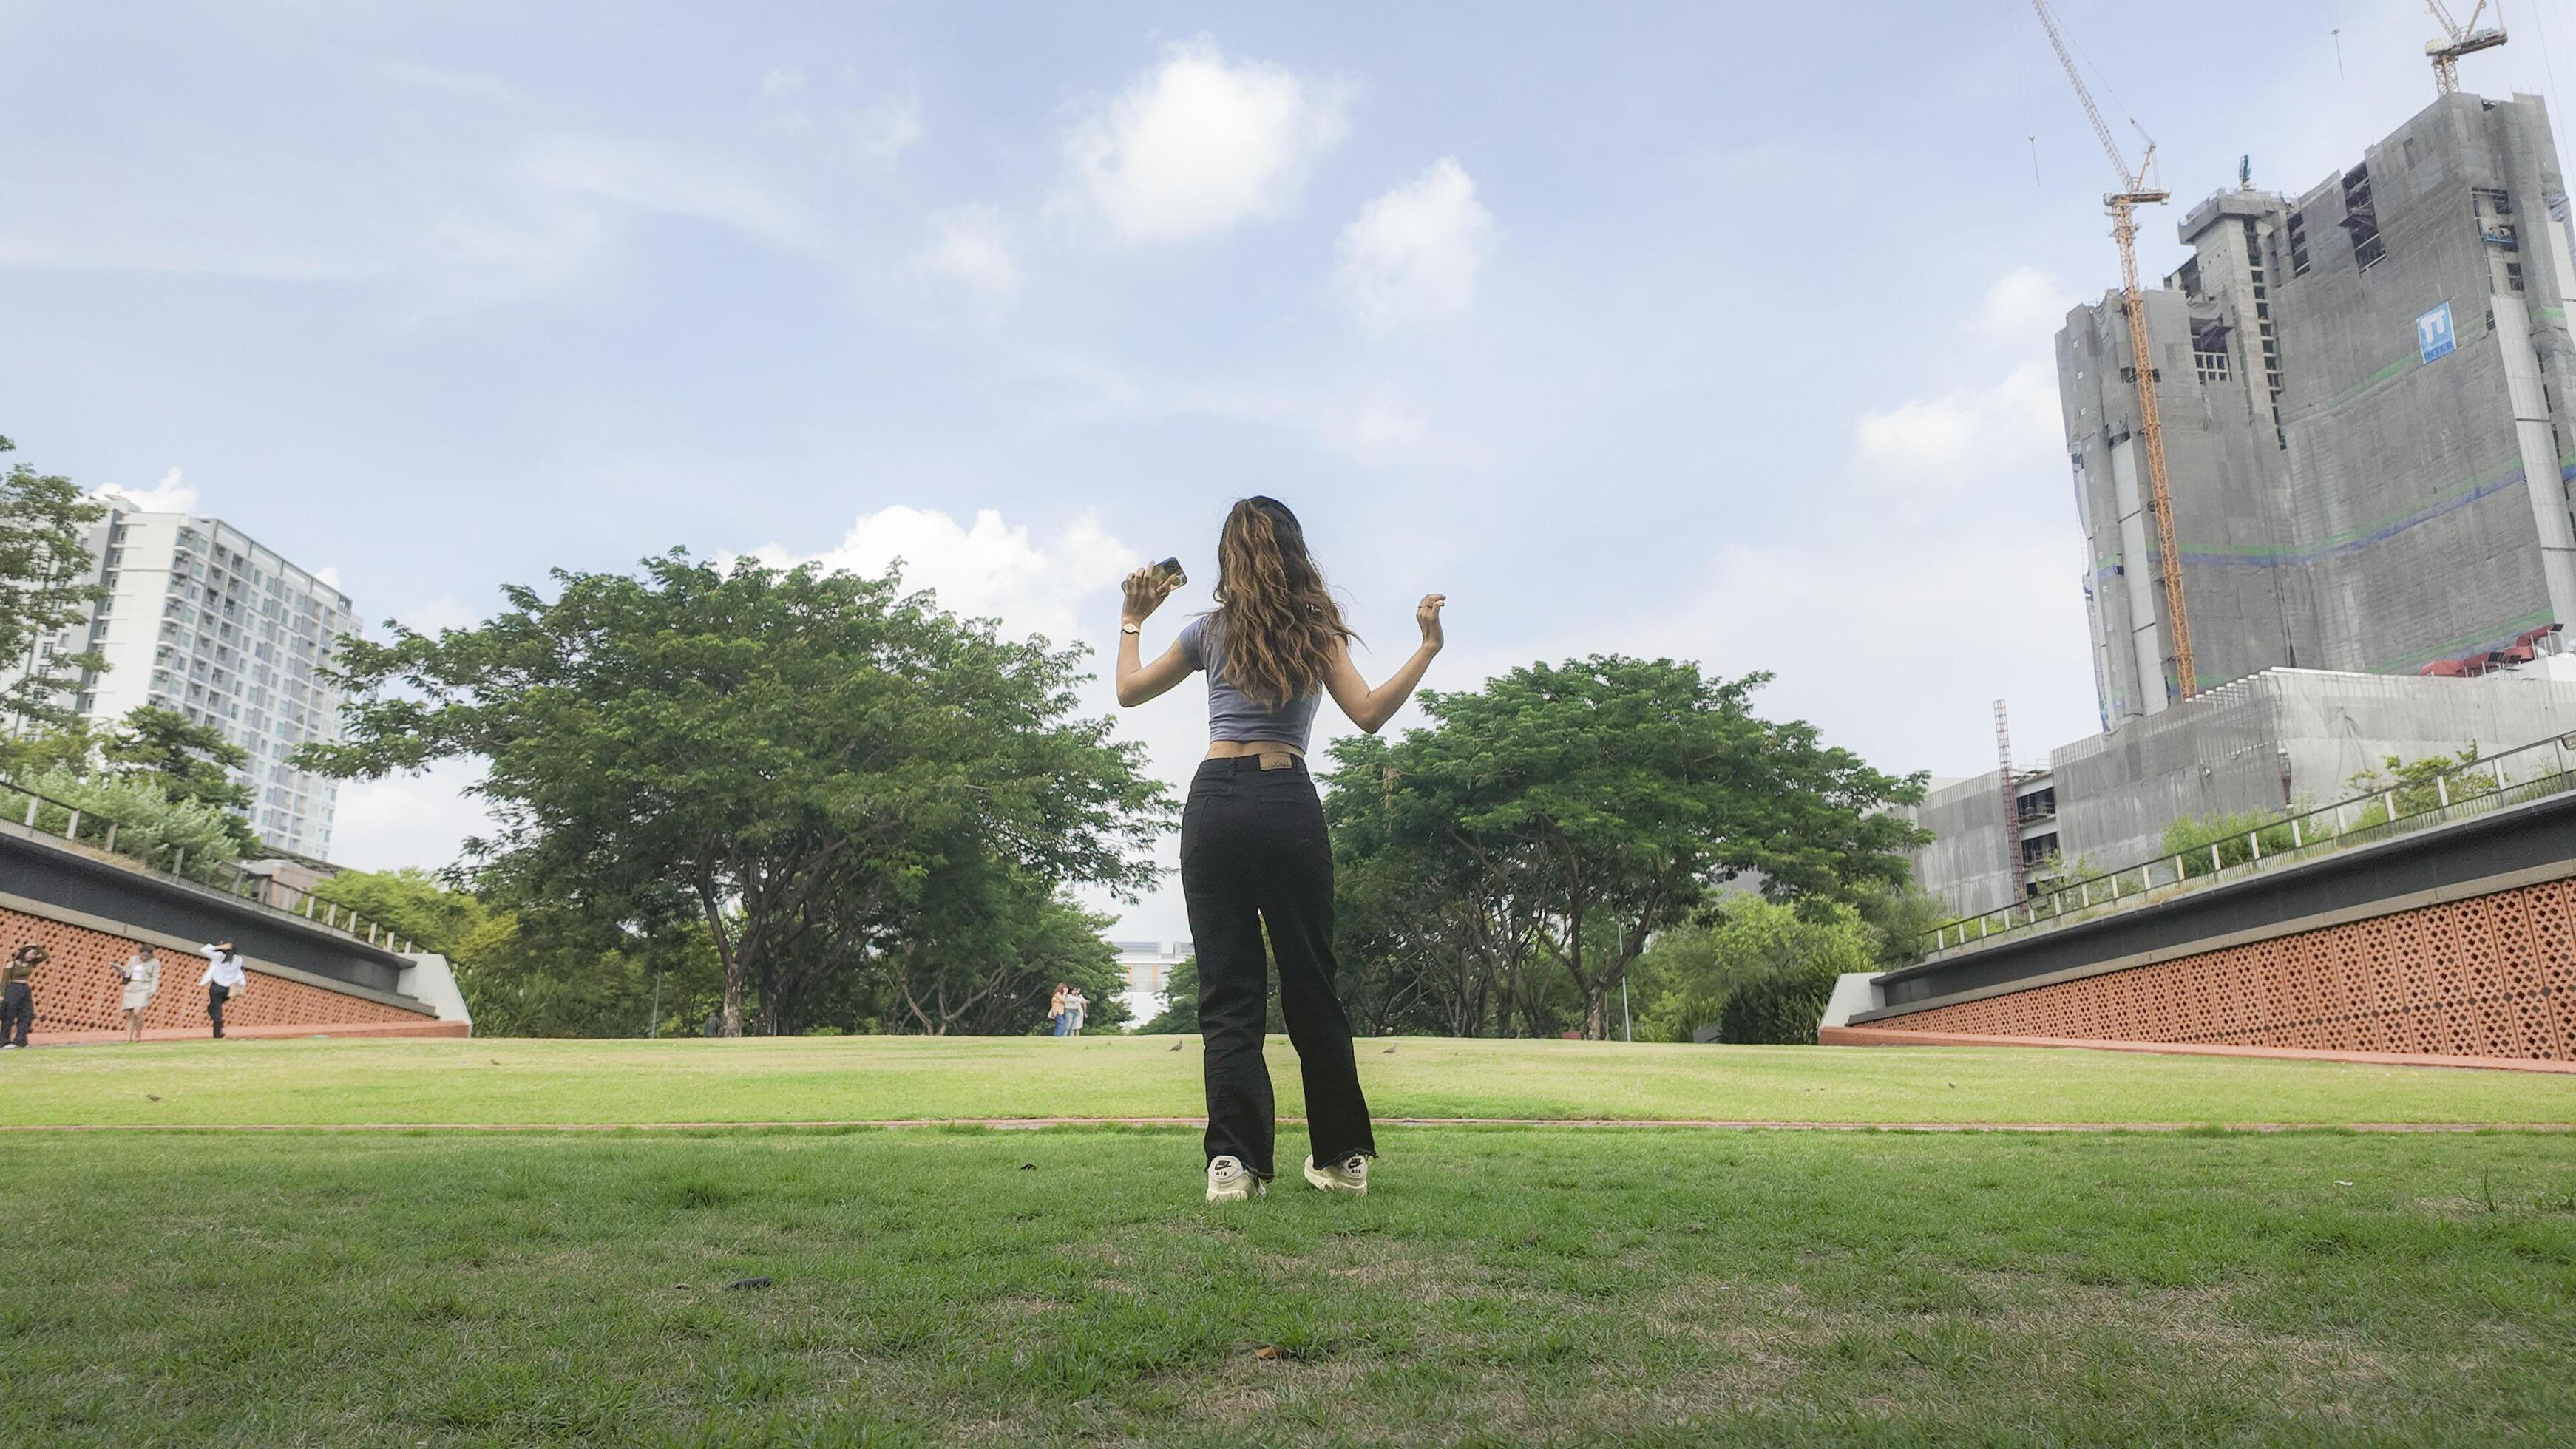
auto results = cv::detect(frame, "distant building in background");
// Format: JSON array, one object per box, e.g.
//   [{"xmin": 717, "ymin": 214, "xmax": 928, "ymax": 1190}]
[
  {"xmin": 4, "ymin": 503, "xmax": 359, "ymax": 858},
  {"xmin": 1911, "ymin": 665, "xmax": 2576, "ymax": 917},
  {"xmin": 1111, "ymin": 938, "xmax": 1191, "ymax": 1026}
]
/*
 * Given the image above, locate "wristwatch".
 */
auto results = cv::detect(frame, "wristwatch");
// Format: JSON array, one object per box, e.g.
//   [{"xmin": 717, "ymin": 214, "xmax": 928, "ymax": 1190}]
[{"xmin": 1121, "ymin": 622, "xmax": 1141, "ymax": 634}]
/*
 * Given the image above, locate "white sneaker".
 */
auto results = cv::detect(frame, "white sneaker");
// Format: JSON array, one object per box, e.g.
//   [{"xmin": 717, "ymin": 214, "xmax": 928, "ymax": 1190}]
[
  {"xmin": 1303, "ymin": 1153, "xmax": 1369, "ymax": 1195},
  {"xmin": 1205, "ymin": 1155, "xmax": 1265, "ymax": 1202}
]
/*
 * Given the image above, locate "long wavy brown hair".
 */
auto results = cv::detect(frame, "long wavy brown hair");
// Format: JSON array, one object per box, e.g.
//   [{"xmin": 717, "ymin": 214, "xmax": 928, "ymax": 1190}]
[{"xmin": 1211, "ymin": 496, "xmax": 1352, "ymax": 708}]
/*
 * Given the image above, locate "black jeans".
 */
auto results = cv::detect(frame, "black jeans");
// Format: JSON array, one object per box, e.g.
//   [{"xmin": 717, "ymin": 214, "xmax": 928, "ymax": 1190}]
[
  {"xmin": 1179, "ymin": 756, "xmax": 1375, "ymax": 1178},
  {"xmin": 0, "ymin": 982, "xmax": 30, "ymax": 1047},
  {"xmin": 206, "ymin": 983, "xmax": 229, "ymax": 1038}
]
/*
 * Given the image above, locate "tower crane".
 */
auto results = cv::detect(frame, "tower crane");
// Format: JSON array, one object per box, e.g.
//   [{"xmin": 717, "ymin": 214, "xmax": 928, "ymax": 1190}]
[
  {"xmin": 2030, "ymin": 0, "xmax": 2196, "ymax": 699},
  {"xmin": 2427, "ymin": 2, "xmax": 2507, "ymax": 96}
]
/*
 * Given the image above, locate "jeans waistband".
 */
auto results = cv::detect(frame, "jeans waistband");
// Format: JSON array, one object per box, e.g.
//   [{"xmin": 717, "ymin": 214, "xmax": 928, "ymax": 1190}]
[{"xmin": 1196, "ymin": 753, "xmax": 1309, "ymax": 776}]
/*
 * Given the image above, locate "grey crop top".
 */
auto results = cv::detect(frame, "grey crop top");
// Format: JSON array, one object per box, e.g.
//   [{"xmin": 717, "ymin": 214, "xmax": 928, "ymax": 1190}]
[{"xmin": 1176, "ymin": 615, "xmax": 1323, "ymax": 752}]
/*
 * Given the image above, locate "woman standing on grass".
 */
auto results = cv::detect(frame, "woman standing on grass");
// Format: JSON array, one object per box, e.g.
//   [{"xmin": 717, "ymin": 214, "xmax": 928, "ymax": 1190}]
[
  {"xmin": 1116, "ymin": 497, "xmax": 1445, "ymax": 1202},
  {"xmin": 115, "ymin": 944, "xmax": 160, "ymax": 1043}
]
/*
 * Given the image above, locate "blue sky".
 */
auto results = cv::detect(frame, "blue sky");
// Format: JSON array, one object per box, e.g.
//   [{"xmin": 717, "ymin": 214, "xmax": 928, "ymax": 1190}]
[{"xmin": 7, "ymin": 1, "xmax": 2570, "ymax": 939}]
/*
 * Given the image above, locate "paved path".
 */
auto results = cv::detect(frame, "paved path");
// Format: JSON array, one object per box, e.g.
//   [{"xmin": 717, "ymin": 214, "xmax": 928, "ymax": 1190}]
[{"xmin": 4, "ymin": 1117, "xmax": 2569, "ymax": 1133}]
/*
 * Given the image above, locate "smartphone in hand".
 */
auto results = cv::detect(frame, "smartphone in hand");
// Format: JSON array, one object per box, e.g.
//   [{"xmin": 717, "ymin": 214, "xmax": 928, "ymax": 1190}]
[{"xmin": 1150, "ymin": 557, "xmax": 1187, "ymax": 590}]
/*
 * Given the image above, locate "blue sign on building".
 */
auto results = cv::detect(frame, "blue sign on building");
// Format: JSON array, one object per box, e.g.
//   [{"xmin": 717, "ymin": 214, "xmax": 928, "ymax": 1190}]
[{"xmin": 2418, "ymin": 301, "xmax": 2457, "ymax": 364}]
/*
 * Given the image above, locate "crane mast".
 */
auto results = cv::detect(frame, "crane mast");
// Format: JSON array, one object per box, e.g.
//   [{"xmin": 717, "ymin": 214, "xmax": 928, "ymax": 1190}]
[{"xmin": 2030, "ymin": 0, "xmax": 2196, "ymax": 702}]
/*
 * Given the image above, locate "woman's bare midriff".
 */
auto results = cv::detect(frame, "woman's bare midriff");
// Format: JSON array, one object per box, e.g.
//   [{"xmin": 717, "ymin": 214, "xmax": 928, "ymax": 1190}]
[{"xmin": 1204, "ymin": 739, "xmax": 1304, "ymax": 764}]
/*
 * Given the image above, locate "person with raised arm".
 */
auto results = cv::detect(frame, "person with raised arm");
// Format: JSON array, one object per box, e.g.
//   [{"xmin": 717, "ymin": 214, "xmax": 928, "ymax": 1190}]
[
  {"xmin": 1115, "ymin": 497, "xmax": 1445, "ymax": 1202},
  {"xmin": 198, "ymin": 940, "xmax": 246, "ymax": 1039}
]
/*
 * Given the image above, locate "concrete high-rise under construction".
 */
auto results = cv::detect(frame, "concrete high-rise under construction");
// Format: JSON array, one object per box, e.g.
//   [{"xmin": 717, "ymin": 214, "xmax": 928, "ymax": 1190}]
[
  {"xmin": 2060, "ymin": 90, "xmax": 2576, "ymax": 723},
  {"xmin": 1905, "ymin": 87, "xmax": 2576, "ymax": 921}
]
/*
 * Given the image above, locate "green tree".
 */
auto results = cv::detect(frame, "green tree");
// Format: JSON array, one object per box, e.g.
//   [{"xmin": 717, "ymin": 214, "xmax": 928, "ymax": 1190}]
[
  {"xmin": 299, "ymin": 551, "xmax": 1170, "ymax": 1036},
  {"xmin": 1323, "ymin": 731, "xmax": 1532, "ymax": 1036},
  {"xmin": 1356, "ymin": 657, "xmax": 1926, "ymax": 1039},
  {"xmin": 309, "ymin": 868, "xmax": 489, "ymax": 957},
  {"xmin": 1626, "ymin": 922, "xmax": 1738, "ymax": 1044},
  {"xmin": 308, "ymin": 866, "xmax": 724, "ymax": 1037},
  {"xmin": 873, "ymin": 849, "xmax": 1133, "ymax": 1036},
  {"xmin": 1630, "ymin": 896, "xmax": 1877, "ymax": 1045},
  {"xmin": 0, "ymin": 435, "xmax": 109, "ymax": 736},
  {"xmin": 0, "ymin": 719, "xmax": 97, "ymax": 779},
  {"xmin": 1853, "ymin": 883, "xmax": 1951, "ymax": 968},
  {"xmin": 1139, "ymin": 957, "xmax": 1200, "ymax": 1034},
  {"xmin": 1638, "ymin": 895, "xmax": 1885, "ymax": 1045},
  {"xmin": 102, "ymin": 705, "xmax": 258, "ymax": 846},
  {"xmin": 451, "ymin": 909, "xmax": 722, "ymax": 1039}
]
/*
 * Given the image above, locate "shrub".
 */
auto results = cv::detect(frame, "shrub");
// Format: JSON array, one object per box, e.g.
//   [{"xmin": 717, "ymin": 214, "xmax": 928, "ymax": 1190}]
[
  {"xmin": 1717, "ymin": 961, "xmax": 1843, "ymax": 1045},
  {"xmin": 1634, "ymin": 897, "xmax": 1876, "ymax": 1045},
  {"xmin": 0, "ymin": 768, "xmax": 245, "ymax": 882},
  {"xmin": 2160, "ymin": 810, "xmax": 2297, "ymax": 879}
]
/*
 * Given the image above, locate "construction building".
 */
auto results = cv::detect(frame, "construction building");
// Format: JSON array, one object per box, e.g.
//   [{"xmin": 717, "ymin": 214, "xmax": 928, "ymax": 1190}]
[
  {"xmin": 1911, "ymin": 664, "xmax": 2576, "ymax": 917},
  {"xmin": 1914, "ymin": 86, "xmax": 2576, "ymax": 920},
  {"xmin": 3, "ymin": 502, "xmax": 359, "ymax": 858},
  {"xmin": 2063, "ymin": 90, "xmax": 2576, "ymax": 722}
]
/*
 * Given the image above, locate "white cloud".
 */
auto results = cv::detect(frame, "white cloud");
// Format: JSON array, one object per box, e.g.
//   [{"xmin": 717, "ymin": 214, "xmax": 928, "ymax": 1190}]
[
  {"xmin": 93, "ymin": 467, "xmax": 198, "ymax": 513},
  {"xmin": 518, "ymin": 135, "xmax": 820, "ymax": 253},
  {"xmin": 327, "ymin": 759, "xmax": 501, "ymax": 875},
  {"xmin": 1057, "ymin": 36, "xmax": 1349, "ymax": 243},
  {"xmin": 759, "ymin": 66, "xmax": 808, "ymax": 100},
  {"xmin": 313, "ymin": 565, "xmax": 344, "ymax": 591},
  {"xmin": 859, "ymin": 95, "xmax": 925, "ymax": 162},
  {"xmin": 1607, "ymin": 526, "xmax": 2101, "ymax": 780},
  {"xmin": 1322, "ymin": 399, "xmax": 1428, "ymax": 463},
  {"xmin": 1852, "ymin": 268, "xmax": 2074, "ymax": 494},
  {"xmin": 915, "ymin": 205, "xmax": 1020, "ymax": 305},
  {"xmin": 750, "ymin": 506, "xmax": 1133, "ymax": 645},
  {"xmin": 1336, "ymin": 157, "xmax": 1496, "ymax": 330},
  {"xmin": 1972, "ymin": 266, "xmax": 2077, "ymax": 345},
  {"xmin": 396, "ymin": 595, "xmax": 480, "ymax": 635},
  {"xmin": 1853, "ymin": 359, "xmax": 2061, "ymax": 491}
]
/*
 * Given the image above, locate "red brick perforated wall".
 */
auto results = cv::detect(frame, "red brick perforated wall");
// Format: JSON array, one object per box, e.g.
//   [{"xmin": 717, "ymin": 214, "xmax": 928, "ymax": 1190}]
[
  {"xmin": 1, "ymin": 906, "xmax": 436, "ymax": 1036},
  {"xmin": 1880, "ymin": 878, "xmax": 2576, "ymax": 1062}
]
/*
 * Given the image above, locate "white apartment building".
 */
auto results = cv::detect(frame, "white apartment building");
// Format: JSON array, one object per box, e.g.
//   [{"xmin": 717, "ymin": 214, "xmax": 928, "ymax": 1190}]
[
  {"xmin": 18, "ymin": 505, "xmax": 359, "ymax": 858},
  {"xmin": 1111, "ymin": 938, "xmax": 1192, "ymax": 1026}
]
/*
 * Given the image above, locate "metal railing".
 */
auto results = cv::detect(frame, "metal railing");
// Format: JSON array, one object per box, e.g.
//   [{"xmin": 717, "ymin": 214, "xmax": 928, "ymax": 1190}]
[
  {"xmin": 1921, "ymin": 730, "xmax": 2576, "ymax": 956},
  {"xmin": 0, "ymin": 775, "xmax": 418, "ymax": 956}
]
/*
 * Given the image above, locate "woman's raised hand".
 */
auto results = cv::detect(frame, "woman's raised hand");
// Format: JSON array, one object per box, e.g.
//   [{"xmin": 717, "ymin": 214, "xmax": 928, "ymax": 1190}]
[
  {"xmin": 1416, "ymin": 593, "xmax": 1446, "ymax": 651},
  {"xmin": 1122, "ymin": 567, "xmax": 1177, "ymax": 624}
]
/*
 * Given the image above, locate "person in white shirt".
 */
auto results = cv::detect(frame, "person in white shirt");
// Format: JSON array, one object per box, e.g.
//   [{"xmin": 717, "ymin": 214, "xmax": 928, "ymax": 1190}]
[
  {"xmin": 198, "ymin": 942, "xmax": 246, "ymax": 1039},
  {"xmin": 115, "ymin": 944, "xmax": 161, "ymax": 1043}
]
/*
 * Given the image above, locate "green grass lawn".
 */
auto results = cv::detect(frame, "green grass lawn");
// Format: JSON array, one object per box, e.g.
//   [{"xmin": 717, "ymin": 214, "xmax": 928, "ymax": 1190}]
[
  {"xmin": 7, "ymin": 1039, "xmax": 2574, "ymax": 1443},
  {"xmin": 7, "ymin": 1033, "xmax": 2575, "ymax": 1127},
  {"xmin": 7, "ymin": 1127, "xmax": 2575, "ymax": 1445}
]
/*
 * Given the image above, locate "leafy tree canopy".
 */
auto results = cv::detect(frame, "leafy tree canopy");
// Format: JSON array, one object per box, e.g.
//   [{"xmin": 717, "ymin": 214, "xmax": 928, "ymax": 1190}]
[
  {"xmin": 297, "ymin": 551, "xmax": 1170, "ymax": 1036},
  {"xmin": 310, "ymin": 868, "xmax": 490, "ymax": 959},
  {"xmin": 103, "ymin": 705, "xmax": 257, "ymax": 846},
  {"xmin": 0, "ymin": 435, "xmax": 108, "ymax": 736},
  {"xmin": 1334, "ymin": 656, "xmax": 1926, "ymax": 1039}
]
